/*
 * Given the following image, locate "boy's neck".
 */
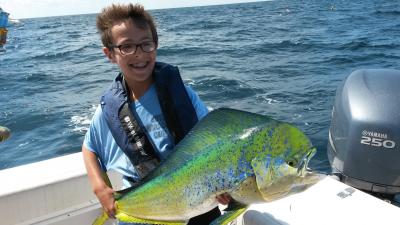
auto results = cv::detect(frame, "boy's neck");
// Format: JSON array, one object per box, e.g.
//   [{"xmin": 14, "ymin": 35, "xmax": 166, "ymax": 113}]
[{"xmin": 125, "ymin": 77, "xmax": 153, "ymax": 101}]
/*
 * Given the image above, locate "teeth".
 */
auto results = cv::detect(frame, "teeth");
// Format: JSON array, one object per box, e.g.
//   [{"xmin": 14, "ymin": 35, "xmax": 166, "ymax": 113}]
[{"xmin": 131, "ymin": 62, "xmax": 147, "ymax": 68}]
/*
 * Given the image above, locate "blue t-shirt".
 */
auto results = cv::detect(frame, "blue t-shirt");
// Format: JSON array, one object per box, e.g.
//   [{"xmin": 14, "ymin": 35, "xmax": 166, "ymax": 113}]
[{"xmin": 84, "ymin": 84, "xmax": 208, "ymax": 188}]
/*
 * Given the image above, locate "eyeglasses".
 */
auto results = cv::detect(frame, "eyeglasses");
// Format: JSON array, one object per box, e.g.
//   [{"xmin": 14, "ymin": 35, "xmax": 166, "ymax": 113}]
[{"xmin": 111, "ymin": 41, "xmax": 156, "ymax": 56}]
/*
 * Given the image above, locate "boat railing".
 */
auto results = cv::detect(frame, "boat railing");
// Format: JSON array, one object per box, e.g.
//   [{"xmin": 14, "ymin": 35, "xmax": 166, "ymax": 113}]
[{"xmin": 0, "ymin": 152, "xmax": 121, "ymax": 225}]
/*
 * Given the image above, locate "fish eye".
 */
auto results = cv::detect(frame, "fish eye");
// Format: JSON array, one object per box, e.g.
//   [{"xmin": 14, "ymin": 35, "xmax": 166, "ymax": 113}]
[{"xmin": 288, "ymin": 161, "xmax": 295, "ymax": 167}]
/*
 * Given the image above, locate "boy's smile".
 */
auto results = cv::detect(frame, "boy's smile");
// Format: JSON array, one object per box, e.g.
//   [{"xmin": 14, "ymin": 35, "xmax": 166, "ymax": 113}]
[{"xmin": 104, "ymin": 19, "xmax": 157, "ymax": 96}]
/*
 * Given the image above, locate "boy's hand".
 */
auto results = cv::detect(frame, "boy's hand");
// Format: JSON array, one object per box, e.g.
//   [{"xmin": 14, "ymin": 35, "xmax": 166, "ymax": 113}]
[
  {"xmin": 82, "ymin": 147, "xmax": 116, "ymax": 218},
  {"xmin": 95, "ymin": 185, "xmax": 116, "ymax": 219},
  {"xmin": 216, "ymin": 193, "xmax": 232, "ymax": 205}
]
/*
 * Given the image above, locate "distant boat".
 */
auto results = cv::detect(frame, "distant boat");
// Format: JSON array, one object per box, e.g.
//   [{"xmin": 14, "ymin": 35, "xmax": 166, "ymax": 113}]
[
  {"xmin": 0, "ymin": 7, "xmax": 10, "ymax": 49},
  {"xmin": 9, "ymin": 18, "xmax": 21, "ymax": 25}
]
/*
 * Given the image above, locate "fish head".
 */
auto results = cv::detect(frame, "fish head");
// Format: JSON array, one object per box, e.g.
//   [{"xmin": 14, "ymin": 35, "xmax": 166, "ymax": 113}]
[{"xmin": 250, "ymin": 122, "xmax": 324, "ymax": 202}]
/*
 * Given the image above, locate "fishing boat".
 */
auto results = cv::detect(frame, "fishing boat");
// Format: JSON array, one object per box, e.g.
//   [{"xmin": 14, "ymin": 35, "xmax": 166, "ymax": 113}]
[
  {"xmin": 8, "ymin": 18, "xmax": 21, "ymax": 25},
  {"xmin": 0, "ymin": 7, "xmax": 9, "ymax": 51},
  {"xmin": 0, "ymin": 69, "xmax": 399, "ymax": 225}
]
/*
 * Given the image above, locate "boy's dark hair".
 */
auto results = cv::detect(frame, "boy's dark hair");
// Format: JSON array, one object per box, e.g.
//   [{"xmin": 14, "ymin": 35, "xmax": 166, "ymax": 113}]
[{"xmin": 96, "ymin": 3, "xmax": 158, "ymax": 49}]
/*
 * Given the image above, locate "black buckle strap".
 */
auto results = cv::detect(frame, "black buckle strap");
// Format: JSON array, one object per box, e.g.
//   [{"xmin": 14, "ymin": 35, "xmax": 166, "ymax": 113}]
[{"xmin": 118, "ymin": 76, "xmax": 160, "ymax": 179}]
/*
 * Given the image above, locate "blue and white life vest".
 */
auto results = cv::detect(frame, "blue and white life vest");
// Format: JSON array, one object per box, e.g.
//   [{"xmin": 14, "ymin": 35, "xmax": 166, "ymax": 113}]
[{"xmin": 100, "ymin": 62, "xmax": 198, "ymax": 178}]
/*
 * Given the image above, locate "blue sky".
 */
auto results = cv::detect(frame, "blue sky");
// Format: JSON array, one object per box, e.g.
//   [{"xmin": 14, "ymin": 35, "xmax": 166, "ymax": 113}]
[{"xmin": 0, "ymin": 0, "xmax": 267, "ymax": 19}]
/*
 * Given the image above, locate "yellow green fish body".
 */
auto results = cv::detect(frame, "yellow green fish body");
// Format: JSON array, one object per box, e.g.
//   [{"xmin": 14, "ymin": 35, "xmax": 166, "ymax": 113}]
[{"xmin": 94, "ymin": 108, "xmax": 321, "ymax": 225}]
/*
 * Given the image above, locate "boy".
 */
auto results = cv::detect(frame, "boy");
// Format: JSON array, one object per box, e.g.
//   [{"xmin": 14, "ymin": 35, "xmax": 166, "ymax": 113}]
[{"xmin": 82, "ymin": 3, "xmax": 230, "ymax": 225}]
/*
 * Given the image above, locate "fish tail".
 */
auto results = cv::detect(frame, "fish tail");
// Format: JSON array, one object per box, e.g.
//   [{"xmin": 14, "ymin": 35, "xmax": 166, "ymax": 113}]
[{"xmin": 92, "ymin": 211, "xmax": 109, "ymax": 225}]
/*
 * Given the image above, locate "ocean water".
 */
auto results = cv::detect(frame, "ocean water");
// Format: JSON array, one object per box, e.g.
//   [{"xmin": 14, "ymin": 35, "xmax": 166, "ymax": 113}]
[{"xmin": 0, "ymin": 0, "xmax": 399, "ymax": 171}]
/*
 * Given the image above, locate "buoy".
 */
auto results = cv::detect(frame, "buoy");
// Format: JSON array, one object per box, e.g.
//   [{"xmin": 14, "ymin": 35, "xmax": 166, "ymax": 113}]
[{"xmin": 0, "ymin": 126, "xmax": 11, "ymax": 142}]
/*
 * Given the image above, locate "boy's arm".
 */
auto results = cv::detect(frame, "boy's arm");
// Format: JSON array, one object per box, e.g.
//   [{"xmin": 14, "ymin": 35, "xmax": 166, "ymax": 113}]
[{"xmin": 82, "ymin": 146, "xmax": 116, "ymax": 218}]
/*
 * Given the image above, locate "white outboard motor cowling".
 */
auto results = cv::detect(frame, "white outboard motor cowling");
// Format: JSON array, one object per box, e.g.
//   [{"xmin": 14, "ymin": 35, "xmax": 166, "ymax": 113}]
[{"xmin": 327, "ymin": 69, "xmax": 400, "ymax": 196}]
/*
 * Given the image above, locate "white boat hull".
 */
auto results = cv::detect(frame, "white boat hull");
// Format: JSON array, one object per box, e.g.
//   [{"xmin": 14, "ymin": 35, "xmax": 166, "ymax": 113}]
[
  {"xmin": 0, "ymin": 153, "xmax": 399, "ymax": 225},
  {"xmin": 0, "ymin": 153, "xmax": 121, "ymax": 225}
]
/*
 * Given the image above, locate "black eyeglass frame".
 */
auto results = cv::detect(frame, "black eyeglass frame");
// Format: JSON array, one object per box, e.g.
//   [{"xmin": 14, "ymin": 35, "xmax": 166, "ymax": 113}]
[{"xmin": 110, "ymin": 41, "xmax": 157, "ymax": 56}]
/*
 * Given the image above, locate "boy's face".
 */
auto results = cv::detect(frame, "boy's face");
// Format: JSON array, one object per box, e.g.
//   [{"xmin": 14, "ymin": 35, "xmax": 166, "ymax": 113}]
[{"xmin": 104, "ymin": 19, "xmax": 156, "ymax": 85}]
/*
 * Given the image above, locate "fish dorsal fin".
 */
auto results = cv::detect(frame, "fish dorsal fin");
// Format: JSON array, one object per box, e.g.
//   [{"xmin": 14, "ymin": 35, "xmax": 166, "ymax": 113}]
[{"xmin": 146, "ymin": 108, "xmax": 272, "ymax": 179}]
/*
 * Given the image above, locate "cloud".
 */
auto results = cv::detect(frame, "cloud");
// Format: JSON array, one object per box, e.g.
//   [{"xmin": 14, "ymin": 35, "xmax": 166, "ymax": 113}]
[
  {"xmin": 1, "ymin": 0, "xmax": 103, "ymax": 18},
  {"xmin": 0, "ymin": 0, "xmax": 266, "ymax": 19}
]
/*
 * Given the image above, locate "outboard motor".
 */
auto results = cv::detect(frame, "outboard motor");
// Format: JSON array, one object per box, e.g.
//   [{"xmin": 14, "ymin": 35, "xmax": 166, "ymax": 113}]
[{"xmin": 327, "ymin": 69, "xmax": 400, "ymax": 202}]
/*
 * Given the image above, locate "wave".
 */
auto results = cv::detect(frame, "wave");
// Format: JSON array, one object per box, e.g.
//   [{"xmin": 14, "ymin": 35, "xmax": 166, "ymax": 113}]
[
  {"xmin": 338, "ymin": 39, "xmax": 370, "ymax": 51},
  {"xmin": 258, "ymin": 40, "xmax": 314, "ymax": 52},
  {"xmin": 374, "ymin": 10, "xmax": 400, "ymax": 16},
  {"xmin": 68, "ymin": 104, "xmax": 97, "ymax": 134},
  {"xmin": 190, "ymin": 76, "xmax": 259, "ymax": 102},
  {"xmin": 25, "ymin": 44, "xmax": 99, "ymax": 61}
]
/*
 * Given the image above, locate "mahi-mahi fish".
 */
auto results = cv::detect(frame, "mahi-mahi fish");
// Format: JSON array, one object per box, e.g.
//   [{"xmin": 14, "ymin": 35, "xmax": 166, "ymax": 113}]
[{"xmin": 93, "ymin": 108, "xmax": 323, "ymax": 225}]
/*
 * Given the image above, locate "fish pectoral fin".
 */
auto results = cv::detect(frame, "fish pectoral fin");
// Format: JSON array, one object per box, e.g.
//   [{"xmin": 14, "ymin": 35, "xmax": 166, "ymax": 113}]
[
  {"xmin": 117, "ymin": 211, "xmax": 186, "ymax": 225},
  {"xmin": 251, "ymin": 155, "xmax": 276, "ymax": 189},
  {"xmin": 210, "ymin": 203, "xmax": 248, "ymax": 225}
]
